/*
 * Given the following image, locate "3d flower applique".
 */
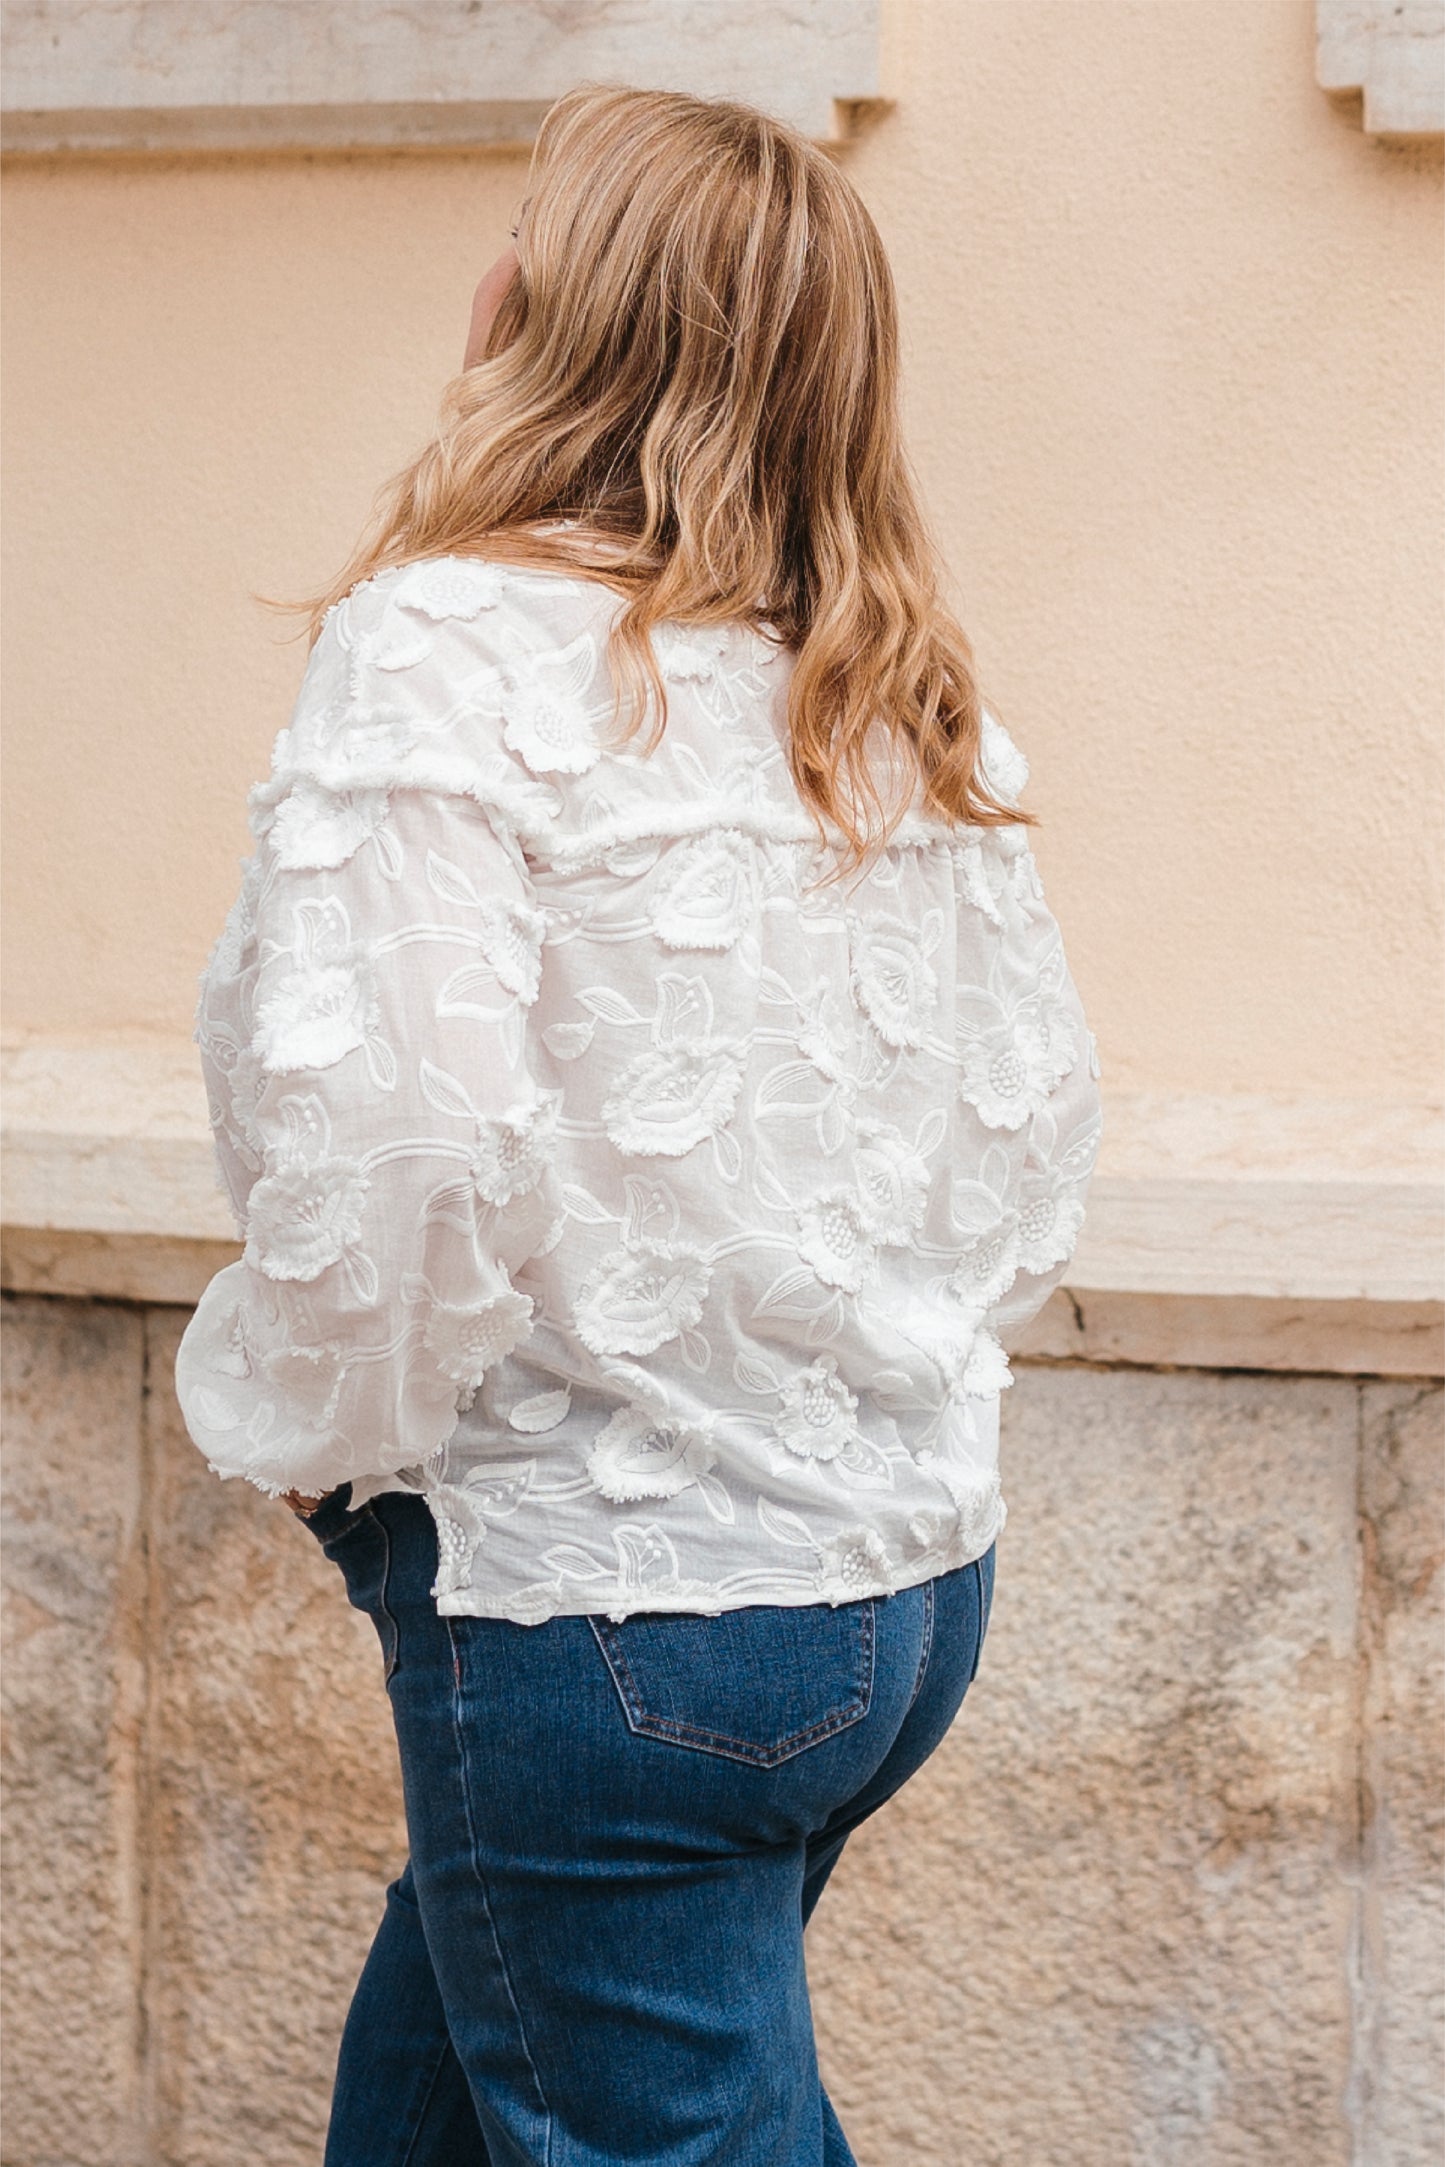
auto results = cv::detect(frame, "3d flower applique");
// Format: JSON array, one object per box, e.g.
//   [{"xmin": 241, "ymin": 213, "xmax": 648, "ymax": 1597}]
[
  {"xmin": 268, "ymin": 782, "xmax": 393, "ymax": 872},
  {"xmin": 895, "ymin": 1298, "xmax": 1004, "ymax": 1405},
  {"xmin": 429, "ymin": 1488, "xmax": 488, "ymax": 1597},
  {"xmin": 587, "ymin": 1402, "xmax": 717, "ymax": 1501},
  {"xmin": 961, "ymin": 1326, "xmax": 1012, "ymax": 1396},
  {"xmin": 253, "ymin": 951, "xmax": 379, "ymax": 1075},
  {"xmin": 468, "ymin": 1096, "xmax": 560, "ymax": 1208},
  {"xmin": 422, "ymin": 1288, "xmax": 535, "ymax": 1391},
  {"xmin": 243, "ymin": 1149, "xmax": 371, "ymax": 1283},
  {"xmin": 979, "ymin": 710, "xmax": 1030, "ymax": 804},
  {"xmin": 818, "ymin": 1525, "xmax": 896, "ymax": 1599},
  {"xmin": 796, "ymin": 1190, "xmax": 880, "ymax": 1295},
  {"xmin": 327, "ymin": 707, "xmax": 419, "ymax": 775},
  {"xmin": 854, "ymin": 1121, "xmax": 931, "ymax": 1246},
  {"xmin": 575, "ymin": 1243, "xmax": 714, "ymax": 1358},
  {"xmin": 258, "ymin": 1338, "xmax": 348, "ymax": 1427},
  {"xmin": 482, "ymin": 897, "xmax": 548, "ymax": 1005},
  {"xmin": 427, "ymin": 1456, "xmax": 540, "ymax": 1593},
  {"xmin": 933, "ymin": 1456, "xmax": 1004, "ymax": 1551},
  {"xmin": 956, "ymin": 985, "xmax": 1078, "ymax": 1130},
  {"xmin": 211, "ymin": 1295, "xmax": 256, "ymax": 1380},
  {"xmin": 499, "ymin": 633, "xmax": 606, "ymax": 776},
  {"xmin": 601, "ymin": 1042, "xmax": 745, "ymax": 1159},
  {"xmin": 774, "ymin": 1357, "xmax": 863, "ymax": 1462},
  {"xmin": 647, "ymin": 830, "xmax": 757, "ymax": 951},
  {"xmin": 847, "ymin": 913, "xmax": 939, "ymax": 1051},
  {"xmin": 946, "ymin": 1206, "xmax": 1022, "ymax": 1313},
  {"xmin": 1014, "ymin": 1158, "xmax": 1088, "ymax": 1276},
  {"xmin": 952, "ymin": 832, "xmax": 1008, "ymax": 927},
  {"xmin": 651, "ymin": 621, "xmax": 732, "ymax": 684},
  {"xmin": 397, "ymin": 557, "xmax": 510, "ymax": 622}
]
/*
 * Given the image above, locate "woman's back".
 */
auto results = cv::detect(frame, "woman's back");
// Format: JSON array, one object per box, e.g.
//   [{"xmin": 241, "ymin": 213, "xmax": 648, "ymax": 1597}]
[{"xmin": 178, "ymin": 552, "xmax": 1100, "ymax": 1623}]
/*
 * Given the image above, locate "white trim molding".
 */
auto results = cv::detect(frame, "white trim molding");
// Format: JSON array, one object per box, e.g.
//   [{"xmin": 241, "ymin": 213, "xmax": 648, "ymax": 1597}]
[
  {"xmin": 0, "ymin": 0, "xmax": 883, "ymax": 154},
  {"xmin": 2, "ymin": 1042, "xmax": 1441, "ymax": 1376},
  {"xmin": 1318, "ymin": 0, "xmax": 1445, "ymax": 140}
]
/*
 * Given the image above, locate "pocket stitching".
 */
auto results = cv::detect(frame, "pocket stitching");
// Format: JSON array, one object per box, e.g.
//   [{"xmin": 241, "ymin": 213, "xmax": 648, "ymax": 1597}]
[{"xmin": 588, "ymin": 1603, "xmax": 875, "ymax": 1769}]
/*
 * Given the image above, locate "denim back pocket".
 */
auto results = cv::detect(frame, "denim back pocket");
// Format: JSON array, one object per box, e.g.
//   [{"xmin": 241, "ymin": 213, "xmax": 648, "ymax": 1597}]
[
  {"xmin": 589, "ymin": 1598, "xmax": 875, "ymax": 1768},
  {"xmin": 319, "ymin": 1506, "xmax": 400, "ymax": 1682}
]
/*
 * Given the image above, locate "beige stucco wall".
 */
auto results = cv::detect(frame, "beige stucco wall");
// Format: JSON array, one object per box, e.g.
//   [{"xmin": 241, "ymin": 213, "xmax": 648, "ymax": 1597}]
[{"xmin": 3, "ymin": 0, "xmax": 1441, "ymax": 1103}]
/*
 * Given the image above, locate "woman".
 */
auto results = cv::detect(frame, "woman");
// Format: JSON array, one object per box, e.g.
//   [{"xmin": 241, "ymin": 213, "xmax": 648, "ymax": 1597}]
[{"xmin": 176, "ymin": 84, "xmax": 1101, "ymax": 2167}]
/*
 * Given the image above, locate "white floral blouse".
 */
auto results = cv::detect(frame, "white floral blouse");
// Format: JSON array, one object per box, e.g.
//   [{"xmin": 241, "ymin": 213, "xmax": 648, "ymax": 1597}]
[{"xmin": 175, "ymin": 555, "xmax": 1102, "ymax": 1623}]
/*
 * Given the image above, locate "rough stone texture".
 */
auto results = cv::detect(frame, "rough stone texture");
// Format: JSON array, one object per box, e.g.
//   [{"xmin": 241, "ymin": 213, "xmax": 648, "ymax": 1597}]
[
  {"xmin": 138, "ymin": 1307, "xmax": 406, "ymax": 2167},
  {"xmin": 2, "ymin": 1301, "xmax": 1441, "ymax": 2165},
  {"xmin": 1, "ymin": 1295, "xmax": 146, "ymax": 2167},
  {"xmin": 807, "ymin": 1365, "xmax": 1364, "ymax": 2165},
  {"xmin": 1356, "ymin": 1381, "xmax": 1445, "ymax": 2162}
]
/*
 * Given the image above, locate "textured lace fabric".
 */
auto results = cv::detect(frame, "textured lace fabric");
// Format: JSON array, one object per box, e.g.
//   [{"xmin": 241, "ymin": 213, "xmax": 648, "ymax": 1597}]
[{"xmin": 174, "ymin": 555, "xmax": 1103, "ymax": 1623}]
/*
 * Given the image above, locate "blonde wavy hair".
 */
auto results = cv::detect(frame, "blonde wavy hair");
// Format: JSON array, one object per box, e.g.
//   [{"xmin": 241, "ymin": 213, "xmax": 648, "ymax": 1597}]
[{"xmin": 292, "ymin": 84, "xmax": 1028, "ymax": 860}]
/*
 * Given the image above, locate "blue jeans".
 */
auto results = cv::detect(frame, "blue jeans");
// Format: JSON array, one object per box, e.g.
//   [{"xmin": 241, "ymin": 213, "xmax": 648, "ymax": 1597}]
[{"xmin": 303, "ymin": 1486, "xmax": 995, "ymax": 2167}]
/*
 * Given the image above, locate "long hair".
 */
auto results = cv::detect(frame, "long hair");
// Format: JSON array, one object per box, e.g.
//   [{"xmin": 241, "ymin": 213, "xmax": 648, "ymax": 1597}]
[{"xmin": 288, "ymin": 85, "xmax": 1030, "ymax": 860}]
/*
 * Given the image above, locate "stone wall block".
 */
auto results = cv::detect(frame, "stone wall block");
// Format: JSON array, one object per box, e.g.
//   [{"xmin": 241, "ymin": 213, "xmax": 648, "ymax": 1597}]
[
  {"xmin": 806, "ymin": 1365, "xmax": 1363, "ymax": 2165},
  {"xmin": 1, "ymin": 1294, "xmax": 147, "ymax": 2167},
  {"xmin": 1356, "ymin": 1379, "xmax": 1445, "ymax": 2163},
  {"xmin": 139, "ymin": 1307, "xmax": 406, "ymax": 2167}
]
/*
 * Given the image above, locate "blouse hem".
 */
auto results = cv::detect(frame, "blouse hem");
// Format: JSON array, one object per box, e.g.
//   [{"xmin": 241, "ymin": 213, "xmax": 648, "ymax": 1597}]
[{"xmin": 427, "ymin": 1508, "xmax": 1004, "ymax": 1626}]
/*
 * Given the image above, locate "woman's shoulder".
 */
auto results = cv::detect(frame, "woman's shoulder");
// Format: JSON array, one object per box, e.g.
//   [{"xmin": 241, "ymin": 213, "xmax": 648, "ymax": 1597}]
[
  {"xmin": 247, "ymin": 552, "xmax": 619, "ymax": 855},
  {"xmin": 332, "ymin": 549, "xmax": 623, "ymax": 651}
]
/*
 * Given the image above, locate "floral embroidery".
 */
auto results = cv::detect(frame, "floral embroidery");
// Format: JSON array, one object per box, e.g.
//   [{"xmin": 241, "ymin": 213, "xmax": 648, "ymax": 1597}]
[
  {"xmin": 575, "ymin": 1244, "xmax": 713, "ymax": 1358},
  {"xmin": 819, "ymin": 1525, "xmax": 896, "ymax": 1598},
  {"xmin": 601, "ymin": 1042, "xmax": 744, "ymax": 1159},
  {"xmin": 587, "ymin": 1403, "xmax": 716, "ymax": 1500},
  {"xmin": 469, "ymin": 1098, "xmax": 559, "ymax": 1207},
  {"xmin": 935, "ymin": 1456, "xmax": 1004, "ymax": 1549},
  {"xmin": 480, "ymin": 899, "xmax": 547, "ymax": 1004},
  {"xmin": 269, "ymin": 782, "xmax": 392, "ymax": 871},
  {"xmin": 957, "ymin": 987, "xmax": 1077, "ymax": 1130},
  {"xmin": 243, "ymin": 1151, "xmax": 370, "ymax": 1282},
  {"xmin": 254, "ymin": 950, "xmax": 379, "ymax": 1074},
  {"xmin": 500, "ymin": 633, "xmax": 604, "ymax": 775},
  {"xmin": 177, "ymin": 555, "xmax": 1100, "ymax": 1623},
  {"xmin": 208, "ymin": 869, "xmax": 258, "ymax": 980},
  {"xmin": 398, "ymin": 557, "xmax": 509, "ymax": 622},
  {"xmin": 962, "ymin": 1326, "xmax": 1012, "ymax": 1396},
  {"xmin": 854, "ymin": 1121, "xmax": 930, "ymax": 1245},
  {"xmin": 947, "ymin": 1209, "xmax": 1021, "ymax": 1312},
  {"xmin": 423, "ymin": 1289, "xmax": 534, "ymax": 1390},
  {"xmin": 848, "ymin": 914, "xmax": 939, "ymax": 1051},
  {"xmin": 652, "ymin": 621, "xmax": 732, "ymax": 683},
  {"xmin": 774, "ymin": 1358, "xmax": 861, "ymax": 1461},
  {"xmin": 980, "ymin": 710, "xmax": 1030, "ymax": 803},
  {"xmin": 259, "ymin": 1338, "xmax": 347, "ymax": 1425},
  {"xmin": 797, "ymin": 1190, "xmax": 879, "ymax": 1295},
  {"xmin": 1015, "ymin": 1162, "xmax": 1087, "ymax": 1276},
  {"xmin": 647, "ymin": 830, "xmax": 755, "ymax": 951}
]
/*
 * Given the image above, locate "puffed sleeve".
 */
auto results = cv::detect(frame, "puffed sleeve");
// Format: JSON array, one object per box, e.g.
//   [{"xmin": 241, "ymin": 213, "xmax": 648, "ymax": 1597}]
[
  {"xmin": 945, "ymin": 712, "xmax": 1104, "ymax": 1388},
  {"xmin": 174, "ymin": 579, "xmax": 563, "ymax": 1500}
]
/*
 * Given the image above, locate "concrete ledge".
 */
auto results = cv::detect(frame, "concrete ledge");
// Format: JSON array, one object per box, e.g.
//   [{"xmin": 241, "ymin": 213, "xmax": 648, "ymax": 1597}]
[
  {"xmin": 1, "ymin": 101, "xmax": 554, "ymax": 157},
  {"xmin": 1, "ymin": 1228, "xmax": 243, "ymax": 1308},
  {"xmin": 1016, "ymin": 1289, "xmax": 1443, "ymax": 1379},
  {"xmin": 0, "ymin": 0, "xmax": 883, "ymax": 153},
  {"xmin": 2, "ymin": 1041, "xmax": 1441, "ymax": 1372},
  {"xmin": 1318, "ymin": 0, "xmax": 1445, "ymax": 141}
]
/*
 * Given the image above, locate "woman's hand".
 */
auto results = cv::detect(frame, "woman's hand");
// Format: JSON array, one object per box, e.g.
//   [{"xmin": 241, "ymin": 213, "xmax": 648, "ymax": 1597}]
[{"xmin": 280, "ymin": 1488, "xmax": 328, "ymax": 1518}]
